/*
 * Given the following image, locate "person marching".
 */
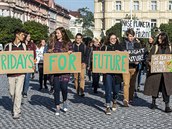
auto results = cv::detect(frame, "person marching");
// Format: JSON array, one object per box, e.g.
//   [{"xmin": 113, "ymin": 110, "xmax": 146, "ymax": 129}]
[
  {"xmin": 88, "ymin": 38, "xmax": 101, "ymax": 93},
  {"xmin": 4, "ymin": 29, "xmax": 26, "ymax": 119},
  {"xmin": 48, "ymin": 27, "xmax": 73, "ymax": 115},
  {"xmin": 102, "ymin": 33, "xmax": 123, "ymax": 115},
  {"xmin": 121, "ymin": 29, "xmax": 141, "ymax": 107},
  {"xmin": 73, "ymin": 33, "xmax": 88, "ymax": 97},
  {"xmin": 144, "ymin": 32, "xmax": 172, "ymax": 113}
]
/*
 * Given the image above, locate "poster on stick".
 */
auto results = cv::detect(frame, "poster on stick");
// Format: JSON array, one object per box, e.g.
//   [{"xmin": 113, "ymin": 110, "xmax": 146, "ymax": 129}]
[
  {"xmin": 151, "ymin": 54, "xmax": 172, "ymax": 73},
  {"xmin": 0, "ymin": 51, "xmax": 34, "ymax": 74},
  {"xmin": 121, "ymin": 19, "xmax": 151, "ymax": 38},
  {"xmin": 92, "ymin": 51, "xmax": 129, "ymax": 73},
  {"xmin": 44, "ymin": 52, "xmax": 81, "ymax": 74}
]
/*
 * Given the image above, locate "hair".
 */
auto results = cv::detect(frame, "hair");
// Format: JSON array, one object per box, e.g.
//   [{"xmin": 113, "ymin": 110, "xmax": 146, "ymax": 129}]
[
  {"xmin": 24, "ymin": 32, "xmax": 31, "ymax": 43},
  {"xmin": 156, "ymin": 32, "xmax": 170, "ymax": 47},
  {"xmin": 55, "ymin": 27, "xmax": 71, "ymax": 51},
  {"xmin": 48, "ymin": 31, "xmax": 56, "ymax": 49},
  {"xmin": 105, "ymin": 32, "xmax": 119, "ymax": 45},
  {"xmin": 126, "ymin": 28, "xmax": 135, "ymax": 37},
  {"xmin": 14, "ymin": 28, "xmax": 25, "ymax": 36},
  {"xmin": 75, "ymin": 33, "xmax": 83, "ymax": 38}
]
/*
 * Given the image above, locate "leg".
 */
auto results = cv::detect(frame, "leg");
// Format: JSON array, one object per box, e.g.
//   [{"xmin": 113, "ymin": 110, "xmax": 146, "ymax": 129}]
[
  {"xmin": 22, "ymin": 73, "xmax": 31, "ymax": 95},
  {"xmin": 44, "ymin": 74, "xmax": 48, "ymax": 89},
  {"xmin": 122, "ymin": 73, "xmax": 130, "ymax": 102},
  {"xmin": 13, "ymin": 75, "xmax": 25, "ymax": 115},
  {"xmin": 74, "ymin": 73, "xmax": 79, "ymax": 94},
  {"xmin": 53, "ymin": 77, "xmax": 61, "ymax": 106},
  {"xmin": 129, "ymin": 68, "xmax": 137, "ymax": 101},
  {"xmin": 80, "ymin": 64, "xmax": 85, "ymax": 94},
  {"xmin": 105, "ymin": 74, "xmax": 113, "ymax": 106},
  {"xmin": 8, "ymin": 77, "xmax": 16, "ymax": 102},
  {"xmin": 38, "ymin": 64, "xmax": 43, "ymax": 90}
]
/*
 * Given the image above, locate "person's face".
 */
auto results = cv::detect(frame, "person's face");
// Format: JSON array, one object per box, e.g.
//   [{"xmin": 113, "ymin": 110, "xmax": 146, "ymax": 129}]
[
  {"xmin": 94, "ymin": 40, "xmax": 100, "ymax": 46},
  {"xmin": 158, "ymin": 36, "xmax": 162, "ymax": 44},
  {"xmin": 76, "ymin": 35, "xmax": 82, "ymax": 44},
  {"xmin": 17, "ymin": 32, "xmax": 25, "ymax": 42},
  {"xmin": 149, "ymin": 37, "xmax": 154, "ymax": 44},
  {"xmin": 26, "ymin": 34, "xmax": 31, "ymax": 41},
  {"xmin": 110, "ymin": 35, "xmax": 117, "ymax": 44},
  {"xmin": 41, "ymin": 40, "xmax": 46, "ymax": 46},
  {"xmin": 127, "ymin": 34, "xmax": 134, "ymax": 42},
  {"xmin": 56, "ymin": 29, "xmax": 62, "ymax": 40}
]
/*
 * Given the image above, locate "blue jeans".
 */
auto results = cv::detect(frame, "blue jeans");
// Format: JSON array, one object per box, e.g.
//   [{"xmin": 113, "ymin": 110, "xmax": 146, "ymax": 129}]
[
  {"xmin": 105, "ymin": 74, "xmax": 120, "ymax": 104},
  {"xmin": 23, "ymin": 73, "xmax": 31, "ymax": 95}
]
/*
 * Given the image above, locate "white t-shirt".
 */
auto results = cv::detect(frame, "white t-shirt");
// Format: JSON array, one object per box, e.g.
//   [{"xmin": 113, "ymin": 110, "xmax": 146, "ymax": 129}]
[
  {"xmin": 0, "ymin": 44, "xmax": 3, "ymax": 51},
  {"xmin": 36, "ymin": 46, "xmax": 45, "ymax": 63}
]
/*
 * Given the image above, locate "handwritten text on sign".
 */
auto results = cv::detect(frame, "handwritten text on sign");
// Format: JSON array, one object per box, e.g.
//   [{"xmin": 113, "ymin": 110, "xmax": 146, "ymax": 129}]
[
  {"xmin": 127, "ymin": 48, "xmax": 146, "ymax": 62},
  {"xmin": 151, "ymin": 54, "xmax": 172, "ymax": 73},
  {"xmin": 121, "ymin": 19, "xmax": 151, "ymax": 38},
  {"xmin": 93, "ymin": 51, "xmax": 129, "ymax": 73},
  {"xmin": 44, "ymin": 52, "xmax": 81, "ymax": 74},
  {"xmin": 0, "ymin": 51, "xmax": 34, "ymax": 74}
]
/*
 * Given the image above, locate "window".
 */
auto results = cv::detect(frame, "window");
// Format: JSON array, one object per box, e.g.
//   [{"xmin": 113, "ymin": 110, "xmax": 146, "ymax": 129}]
[
  {"xmin": 133, "ymin": 1, "xmax": 139, "ymax": 10},
  {"xmin": 169, "ymin": 1, "xmax": 172, "ymax": 10},
  {"xmin": 116, "ymin": 1, "xmax": 122, "ymax": 11},
  {"xmin": 151, "ymin": 1, "xmax": 157, "ymax": 10},
  {"xmin": 151, "ymin": 19, "xmax": 157, "ymax": 28},
  {"xmin": 169, "ymin": 19, "xmax": 172, "ymax": 23}
]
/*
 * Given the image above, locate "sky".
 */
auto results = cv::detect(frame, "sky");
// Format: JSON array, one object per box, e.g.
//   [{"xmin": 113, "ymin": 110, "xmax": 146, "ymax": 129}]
[{"xmin": 54, "ymin": 0, "xmax": 94, "ymax": 12}]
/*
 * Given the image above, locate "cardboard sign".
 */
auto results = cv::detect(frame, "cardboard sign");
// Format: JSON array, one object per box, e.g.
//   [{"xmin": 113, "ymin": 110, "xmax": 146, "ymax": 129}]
[
  {"xmin": 92, "ymin": 51, "xmax": 129, "ymax": 73},
  {"xmin": 151, "ymin": 54, "xmax": 172, "ymax": 73},
  {"xmin": 0, "ymin": 51, "xmax": 34, "ymax": 74},
  {"xmin": 121, "ymin": 19, "xmax": 151, "ymax": 38},
  {"xmin": 127, "ymin": 48, "xmax": 146, "ymax": 62},
  {"xmin": 44, "ymin": 52, "xmax": 81, "ymax": 74}
]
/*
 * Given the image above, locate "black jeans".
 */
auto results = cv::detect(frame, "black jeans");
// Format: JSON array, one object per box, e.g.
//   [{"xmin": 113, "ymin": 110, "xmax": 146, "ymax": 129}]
[
  {"xmin": 153, "ymin": 75, "xmax": 170, "ymax": 103},
  {"xmin": 92, "ymin": 73, "xmax": 100, "ymax": 92},
  {"xmin": 38, "ymin": 63, "xmax": 47, "ymax": 89},
  {"xmin": 54, "ymin": 76, "xmax": 68, "ymax": 105}
]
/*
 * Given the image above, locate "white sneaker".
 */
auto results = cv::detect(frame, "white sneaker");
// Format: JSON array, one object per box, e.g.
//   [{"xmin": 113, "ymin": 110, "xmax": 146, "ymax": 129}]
[
  {"xmin": 63, "ymin": 102, "xmax": 68, "ymax": 112},
  {"xmin": 55, "ymin": 108, "xmax": 60, "ymax": 116}
]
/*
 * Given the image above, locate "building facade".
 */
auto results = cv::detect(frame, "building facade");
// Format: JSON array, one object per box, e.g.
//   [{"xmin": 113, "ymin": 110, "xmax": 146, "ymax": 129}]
[
  {"xmin": 69, "ymin": 11, "xmax": 83, "ymax": 36},
  {"xmin": 0, "ymin": 0, "xmax": 70, "ymax": 33},
  {"xmin": 94, "ymin": 0, "xmax": 172, "ymax": 37}
]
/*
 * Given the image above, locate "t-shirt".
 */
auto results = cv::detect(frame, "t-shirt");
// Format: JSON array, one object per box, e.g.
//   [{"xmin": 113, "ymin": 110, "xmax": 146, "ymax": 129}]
[{"xmin": 36, "ymin": 47, "xmax": 45, "ymax": 64}]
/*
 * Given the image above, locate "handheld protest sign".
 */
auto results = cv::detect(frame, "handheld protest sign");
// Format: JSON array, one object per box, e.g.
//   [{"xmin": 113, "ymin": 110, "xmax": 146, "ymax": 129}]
[
  {"xmin": 92, "ymin": 51, "xmax": 129, "ymax": 73},
  {"xmin": 0, "ymin": 51, "xmax": 34, "ymax": 74},
  {"xmin": 121, "ymin": 19, "xmax": 151, "ymax": 38},
  {"xmin": 44, "ymin": 52, "xmax": 81, "ymax": 74},
  {"xmin": 151, "ymin": 54, "xmax": 172, "ymax": 73},
  {"xmin": 127, "ymin": 48, "xmax": 146, "ymax": 63}
]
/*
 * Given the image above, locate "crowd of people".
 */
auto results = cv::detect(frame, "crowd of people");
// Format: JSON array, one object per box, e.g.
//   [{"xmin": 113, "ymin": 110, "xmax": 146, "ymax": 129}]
[{"xmin": 1, "ymin": 27, "xmax": 172, "ymax": 119}]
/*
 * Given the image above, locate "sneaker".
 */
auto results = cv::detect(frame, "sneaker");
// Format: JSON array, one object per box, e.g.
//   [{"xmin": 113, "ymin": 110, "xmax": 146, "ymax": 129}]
[
  {"xmin": 55, "ymin": 108, "xmax": 60, "ymax": 116},
  {"xmin": 150, "ymin": 104, "xmax": 157, "ymax": 110},
  {"xmin": 49, "ymin": 87, "xmax": 54, "ymax": 94},
  {"xmin": 123, "ymin": 99, "xmax": 129, "ymax": 107},
  {"xmin": 13, "ymin": 113, "xmax": 21, "ymax": 119},
  {"xmin": 23, "ymin": 94, "xmax": 27, "ymax": 98},
  {"xmin": 63, "ymin": 102, "xmax": 68, "ymax": 112},
  {"xmin": 112, "ymin": 102, "xmax": 117, "ymax": 111},
  {"xmin": 105, "ymin": 107, "xmax": 111, "ymax": 115},
  {"xmin": 165, "ymin": 107, "xmax": 172, "ymax": 113},
  {"xmin": 80, "ymin": 93, "xmax": 85, "ymax": 97}
]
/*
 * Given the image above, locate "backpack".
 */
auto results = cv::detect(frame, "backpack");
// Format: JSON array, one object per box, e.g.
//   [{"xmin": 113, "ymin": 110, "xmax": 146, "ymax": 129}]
[
  {"xmin": 154, "ymin": 44, "xmax": 172, "ymax": 54},
  {"xmin": 5, "ymin": 42, "xmax": 26, "ymax": 51}
]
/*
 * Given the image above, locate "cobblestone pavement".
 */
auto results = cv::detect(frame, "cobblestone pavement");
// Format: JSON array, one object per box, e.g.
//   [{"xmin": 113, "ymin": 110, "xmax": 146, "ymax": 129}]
[{"xmin": 0, "ymin": 74, "xmax": 172, "ymax": 129}]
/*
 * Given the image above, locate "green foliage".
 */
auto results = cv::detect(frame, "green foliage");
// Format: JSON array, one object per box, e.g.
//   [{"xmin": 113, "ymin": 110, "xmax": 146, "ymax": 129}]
[
  {"xmin": 76, "ymin": 7, "xmax": 94, "ymax": 29},
  {"xmin": 83, "ymin": 29, "xmax": 94, "ymax": 38},
  {"xmin": 65, "ymin": 29, "xmax": 74, "ymax": 39},
  {"xmin": 159, "ymin": 23, "xmax": 172, "ymax": 42},
  {"xmin": 23, "ymin": 21, "xmax": 49, "ymax": 44},
  {"xmin": 0, "ymin": 16, "xmax": 23, "ymax": 45},
  {"xmin": 106, "ymin": 23, "xmax": 122, "ymax": 40}
]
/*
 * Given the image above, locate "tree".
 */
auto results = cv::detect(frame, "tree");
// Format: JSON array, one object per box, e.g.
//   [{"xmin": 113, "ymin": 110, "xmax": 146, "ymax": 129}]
[
  {"xmin": 23, "ymin": 21, "xmax": 49, "ymax": 44},
  {"xmin": 83, "ymin": 28, "xmax": 94, "ymax": 38},
  {"xmin": 65, "ymin": 29, "xmax": 74, "ymax": 39},
  {"xmin": 106, "ymin": 23, "xmax": 122, "ymax": 40},
  {"xmin": 76, "ymin": 7, "xmax": 94, "ymax": 29},
  {"xmin": 0, "ymin": 16, "xmax": 23, "ymax": 45},
  {"xmin": 159, "ymin": 23, "xmax": 172, "ymax": 42}
]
